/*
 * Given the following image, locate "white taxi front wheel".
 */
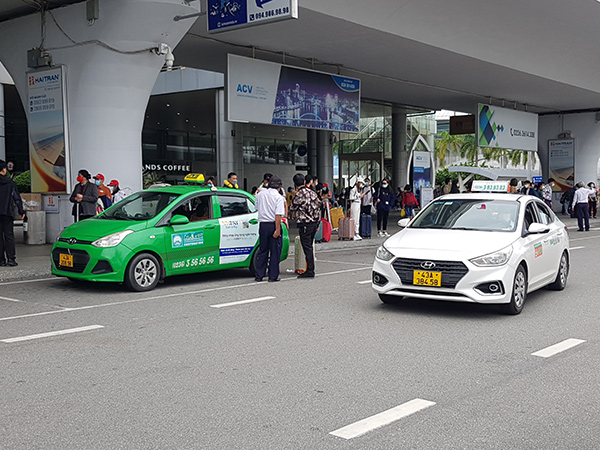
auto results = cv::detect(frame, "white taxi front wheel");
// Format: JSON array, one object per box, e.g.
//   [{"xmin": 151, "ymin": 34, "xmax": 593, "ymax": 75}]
[
  {"xmin": 125, "ymin": 253, "xmax": 160, "ymax": 292},
  {"xmin": 502, "ymin": 264, "xmax": 527, "ymax": 315}
]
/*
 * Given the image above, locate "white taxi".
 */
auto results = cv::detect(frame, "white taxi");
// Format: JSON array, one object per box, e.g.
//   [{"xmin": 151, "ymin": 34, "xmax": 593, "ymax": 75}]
[{"xmin": 372, "ymin": 182, "xmax": 570, "ymax": 314}]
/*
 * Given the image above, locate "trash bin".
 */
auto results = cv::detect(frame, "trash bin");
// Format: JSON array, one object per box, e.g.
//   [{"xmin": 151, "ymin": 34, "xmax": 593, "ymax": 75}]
[{"xmin": 23, "ymin": 210, "xmax": 46, "ymax": 245}]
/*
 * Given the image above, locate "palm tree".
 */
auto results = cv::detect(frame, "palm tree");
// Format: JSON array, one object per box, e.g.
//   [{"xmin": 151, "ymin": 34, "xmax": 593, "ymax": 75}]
[
  {"xmin": 435, "ymin": 131, "xmax": 462, "ymax": 166},
  {"xmin": 459, "ymin": 134, "xmax": 479, "ymax": 164}
]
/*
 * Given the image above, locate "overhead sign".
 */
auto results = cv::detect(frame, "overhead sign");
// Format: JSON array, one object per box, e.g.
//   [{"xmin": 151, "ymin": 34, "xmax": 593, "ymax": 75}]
[
  {"xmin": 548, "ymin": 139, "xmax": 574, "ymax": 191},
  {"xmin": 26, "ymin": 66, "xmax": 70, "ymax": 193},
  {"xmin": 449, "ymin": 115, "xmax": 475, "ymax": 135},
  {"xmin": 227, "ymin": 54, "xmax": 360, "ymax": 132},
  {"xmin": 478, "ymin": 104, "xmax": 538, "ymax": 152},
  {"xmin": 208, "ymin": 0, "xmax": 298, "ymax": 33}
]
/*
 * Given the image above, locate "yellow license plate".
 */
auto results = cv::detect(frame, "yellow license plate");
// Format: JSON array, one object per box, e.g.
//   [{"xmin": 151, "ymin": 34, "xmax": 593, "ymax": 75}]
[
  {"xmin": 59, "ymin": 253, "xmax": 73, "ymax": 268},
  {"xmin": 413, "ymin": 270, "xmax": 441, "ymax": 287}
]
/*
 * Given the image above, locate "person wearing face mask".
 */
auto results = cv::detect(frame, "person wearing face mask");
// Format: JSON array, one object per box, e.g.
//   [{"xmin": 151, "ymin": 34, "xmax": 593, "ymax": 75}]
[
  {"xmin": 521, "ymin": 180, "xmax": 539, "ymax": 198},
  {"xmin": 69, "ymin": 169, "xmax": 98, "ymax": 221},
  {"xmin": 107, "ymin": 179, "xmax": 127, "ymax": 204},
  {"xmin": 374, "ymin": 179, "xmax": 395, "ymax": 237},
  {"xmin": 205, "ymin": 176, "xmax": 218, "ymax": 191},
  {"xmin": 93, "ymin": 173, "xmax": 112, "ymax": 212},
  {"xmin": 223, "ymin": 172, "xmax": 238, "ymax": 189},
  {"xmin": 349, "ymin": 178, "xmax": 366, "ymax": 240}
]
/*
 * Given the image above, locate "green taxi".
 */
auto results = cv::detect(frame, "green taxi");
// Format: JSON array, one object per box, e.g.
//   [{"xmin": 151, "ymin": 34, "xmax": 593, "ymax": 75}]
[{"xmin": 51, "ymin": 185, "xmax": 289, "ymax": 291}]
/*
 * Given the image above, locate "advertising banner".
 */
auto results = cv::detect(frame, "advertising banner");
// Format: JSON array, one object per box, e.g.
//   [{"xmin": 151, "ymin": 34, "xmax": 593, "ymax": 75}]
[
  {"xmin": 412, "ymin": 151, "xmax": 432, "ymax": 200},
  {"xmin": 218, "ymin": 216, "xmax": 259, "ymax": 264},
  {"xmin": 478, "ymin": 104, "xmax": 538, "ymax": 152},
  {"xmin": 548, "ymin": 139, "xmax": 574, "ymax": 191},
  {"xmin": 227, "ymin": 54, "xmax": 360, "ymax": 132},
  {"xmin": 26, "ymin": 66, "xmax": 69, "ymax": 193},
  {"xmin": 208, "ymin": 0, "xmax": 298, "ymax": 33}
]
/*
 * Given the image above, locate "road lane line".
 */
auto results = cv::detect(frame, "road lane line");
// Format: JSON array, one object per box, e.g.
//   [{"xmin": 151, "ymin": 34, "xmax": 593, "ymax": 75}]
[
  {"xmin": 569, "ymin": 246, "xmax": 584, "ymax": 250},
  {"xmin": 531, "ymin": 338, "xmax": 586, "ymax": 358},
  {"xmin": 0, "ymin": 266, "xmax": 372, "ymax": 322},
  {"xmin": 0, "ymin": 277, "xmax": 58, "ymax": 287},
  {"xmin": 1, "ymin": 325, "xmax": 104, "ymax": 344},
  {"xmin": 0, "ymin": 295, "xmax": 23, "ymax": 303},
  {"xmin": 330, "ymin": 399, "xmax": 436, "ymax": 440},
  {"xmin": 210, "ymin": 296, "xmax": 275, "ymax": 308},
  {"xmin": 317, "ymin": 260, "xmax": 372, "ymax": 266},
  {"xmin": 357, "ymin": 280, "xmax": 372, "ymax": 284}
]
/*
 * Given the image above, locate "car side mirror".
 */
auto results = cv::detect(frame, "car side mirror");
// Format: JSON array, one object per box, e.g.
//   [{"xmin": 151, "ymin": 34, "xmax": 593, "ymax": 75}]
[
  {"xmin": 398, "ymin": 218, "xmax": 411, "ymax": 227},
  {"xmin": 527, "ymin": 223, "xmax": 550, "ymax": 234},
  {"xmin": 170, "ymin": 214, "xmax": 189, "ymax": 225}
]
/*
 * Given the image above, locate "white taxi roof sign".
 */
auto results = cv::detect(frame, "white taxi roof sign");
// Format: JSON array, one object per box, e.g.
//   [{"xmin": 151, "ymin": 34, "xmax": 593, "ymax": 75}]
[
  {"xmin": 184, "ymin": 173, "xmax": 205, "ymax": 184},
  {"xmin": 471, "ymin": 180, "xmax": 510, "ymax": 193}
]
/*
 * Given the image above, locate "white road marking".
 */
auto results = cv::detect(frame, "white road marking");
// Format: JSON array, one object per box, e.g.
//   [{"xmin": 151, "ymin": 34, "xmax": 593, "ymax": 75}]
[
  {"xmin": 0, "ymin": 266, "xmax": 372, "ymax": 322},
  {"xmin": 569, "ymin": 246, "xmax": 584, "ymax": 250},
  {"xmin": 317, "ymin": 260, "xmax": 372, "ymax": 266},
  {"xmin": 531, "ymin": 338, "xmax": 586, "ymax": 358},
  {"xmin": 210, "ymin": 296, "xmax": 275, "ymax": 308},
  {"xmin": 357, "ymin": 280, "xmax": 372, "ymax": 284},
  {"xmin": 1, "ymin": 325, "xmax": 104, "ymax": 344},
  {"xmin": 0, "ymin": 277, "xmax": 58, "ymax": 287},
  {"xmin": 0, "ymin": 295, "xmax": 23, "ymax": 303},
  {"xmin": 330, "ymin": 399, "xmax": 436, "ymax": 440}
]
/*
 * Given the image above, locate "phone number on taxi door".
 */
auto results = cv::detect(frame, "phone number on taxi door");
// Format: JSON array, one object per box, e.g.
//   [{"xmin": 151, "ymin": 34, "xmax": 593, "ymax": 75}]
[{"xmin": 172, "ymin": 256, "xmax": 215, "ymax": 269}]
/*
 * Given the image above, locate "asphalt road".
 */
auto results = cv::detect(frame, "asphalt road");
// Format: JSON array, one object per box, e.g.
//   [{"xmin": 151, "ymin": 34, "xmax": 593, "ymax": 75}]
[{"xmin": 1, "ymin": 229, "xmax": 599, "ymax": 449}]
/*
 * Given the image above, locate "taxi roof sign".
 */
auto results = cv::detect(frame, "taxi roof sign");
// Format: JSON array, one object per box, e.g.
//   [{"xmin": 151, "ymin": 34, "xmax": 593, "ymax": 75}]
[
  {"xmin": 184, "ymin": 173, "xmax": 205, "ymax": 184},
  {"xmin": 471, "ymin": 180, "xmax": 510, "ymax": 193}
]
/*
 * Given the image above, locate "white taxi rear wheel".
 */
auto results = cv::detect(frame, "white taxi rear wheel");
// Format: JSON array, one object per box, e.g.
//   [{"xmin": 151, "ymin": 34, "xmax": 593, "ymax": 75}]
[
  {"xmin": 548, "ymin": 252, "xmax": 569, "ymax": 291},
  {"xmin": 125, "ymin": 253, "xmax": 160, "ymax": 292}
]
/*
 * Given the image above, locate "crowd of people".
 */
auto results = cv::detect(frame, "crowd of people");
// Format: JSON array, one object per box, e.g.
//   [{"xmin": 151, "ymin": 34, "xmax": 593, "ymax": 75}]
[{"xmin": 70, "ymin": 170, "xmax": 127, "ymax": 222}]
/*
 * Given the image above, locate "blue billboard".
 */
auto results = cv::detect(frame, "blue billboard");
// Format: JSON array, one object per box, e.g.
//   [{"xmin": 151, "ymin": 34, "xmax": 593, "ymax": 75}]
[{"xmin": 208, "ymin": 0, "xmax": 298, "ymax": 33}]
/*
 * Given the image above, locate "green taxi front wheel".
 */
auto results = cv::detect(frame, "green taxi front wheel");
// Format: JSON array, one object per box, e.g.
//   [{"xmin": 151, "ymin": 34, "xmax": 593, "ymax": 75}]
[{"xmin": 125, "ymin": 253, "xmax": 160, "ymax": 292}]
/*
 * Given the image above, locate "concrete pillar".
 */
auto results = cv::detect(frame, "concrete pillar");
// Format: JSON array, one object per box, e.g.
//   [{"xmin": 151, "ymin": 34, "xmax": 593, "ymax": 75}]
[
  {"xmin": 316, "ymin": 130, "xmax": 333, "ymax": 189},
  {"xmin": 392, "ymin": 107, "xmax": 408, "ymax": 191},
  {"xmin": 0, "ymin": 83, "xmax": 4, "ymax": 161},
  {"xmin": 0, "ymin": 0, "xmax": 197, "ymax": 193},
  {"xmin": 216, "ymin": 88, "xmax": 243, "ymax": 185},
  {"xmin": 307, "ymin": 129, "xmax": 318, "ymax": 176}
]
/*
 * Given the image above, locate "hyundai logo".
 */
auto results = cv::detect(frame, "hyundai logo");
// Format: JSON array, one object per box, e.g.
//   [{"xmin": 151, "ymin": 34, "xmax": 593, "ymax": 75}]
[
  {"xmin": 68, "ymin": 238, "xmax": 77, "ymax": 245},
  {"xmin": 421, "ymin": 261, "xmax": 436, "ymax": 270}
]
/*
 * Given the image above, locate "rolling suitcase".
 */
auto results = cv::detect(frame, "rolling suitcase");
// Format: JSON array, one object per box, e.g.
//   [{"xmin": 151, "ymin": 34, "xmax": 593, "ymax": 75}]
[
  {"xmin": 294, "ymin": 236, "xmax": 307, "ymax": 274},
  {"xmin": 338, "ymin": 217, "xmax": 355, "ymax": 240},
  {"xmin": 314, "ymin": 221, "xmax": 324, "ymax": 242},
  {"xmin": 320, "ymin": 218, "xmax": 332, "ymax": 242},
  {"xmin": 360, "ymin": 213, "xmax": 372, "ymax": 238}
]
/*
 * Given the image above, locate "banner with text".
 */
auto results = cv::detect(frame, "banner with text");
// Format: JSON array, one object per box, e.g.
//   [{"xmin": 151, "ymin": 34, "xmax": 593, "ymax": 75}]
[
  {"xmin": 548, "ymin": 139, "xmax": 574, "ymax": 191},
  {"xmin": 26, "ymin": 66, "xmax": 70, "ymax": 193},
  {"xmin": 208, "ymin": 0, "xmax": 298, "ymax": 33},
  {"xmin": 478, "ymin": 104, "xmax": 538, "ymax": 152},
  {"xmin": 227, "ymin": 54, "xmax": 360, "ymax": 132},
  {"xmin": 413, "ymin": 151, "xmax": 432, "ymax": 201}
]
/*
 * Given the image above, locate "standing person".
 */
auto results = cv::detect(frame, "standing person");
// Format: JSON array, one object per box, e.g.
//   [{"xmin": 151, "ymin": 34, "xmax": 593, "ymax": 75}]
[
  {"xmin": 509, "ymin": 178, "xmax": 519, "ymax": 194},
  {"xmin": 70, "ymin": 170, "xmax": 98, "ymax": 221},
  {"xmin": 443, "ymin": 178, "xmax": 452, "ymax": 195},
  {"xmin": 254, "ymin": 176, "xmax": 285, "ymax": 282},
  {"xmin": 338, "ymin": 186, "xmax": 348, "ymax": 212},
  {"xmin": 94, "ymin": 173, "xmax": 112, "ymax": 210},
  {"xmin": 205, "ymin": 176, "xmax": 218, "ymax": 191},
  {"xmin": 572, "ymin": 182, "xmax": 595, "ymax": 231},
  {"xmin": 361, "ymin": 177, "xmax": 373, "ymax": 216},
  {"xmin": 223, "ymin": 172, "xmax": 238, "ymax": 189},
  {"xmin": 433, "ymin": 182, "xmax": 443, "ymax": 198},
  {"xmin": 289, "ymin": 173, "xmax": 322, "ymax": 278},
  {"xmin": 256, "ymin": 172, "xmax": 273, "ymax": 194},
  {"xmin": 587, "ymin": 182, "xmax": 597, "ymax": 219},
  {"xmin": 0, "ymin": 160, "xmax": 25, "ymax": 267},
  {"xmin": 402, "ymin": 184, "xmax": 419, "ymax": 219},
  {"xmin": 374, "ymin": 178, "xmax": 395, "ymax": 237},
  {"xmin": 521, "ymin": 180, "xmax": 539, "ymax": 198},
  {"xmin": 348, "ymin": 178, "xmax": 365, "ymax": 240},
  {"xmin": 541, "ymin": 178, "xmax": 555, "ymax": 207},
  {"xmin": 107, "ymin": 179, "xmax": 127, "ymax": 204}
]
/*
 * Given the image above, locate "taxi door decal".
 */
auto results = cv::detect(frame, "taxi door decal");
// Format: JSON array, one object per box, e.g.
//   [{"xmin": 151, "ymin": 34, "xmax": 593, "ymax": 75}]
[
  {"xmin": 218, "ymin": 216, "xmax": 259, "ymax": 264},
  {"xmin": 534, "ymin": 242, "xmax": 543, "ymax": 258}
]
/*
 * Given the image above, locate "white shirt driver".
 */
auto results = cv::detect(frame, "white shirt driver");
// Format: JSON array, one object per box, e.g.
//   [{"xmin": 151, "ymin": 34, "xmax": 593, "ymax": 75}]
[{"xmin": 256, "ymin": 188, "xmax": 285, "ymax": 222}]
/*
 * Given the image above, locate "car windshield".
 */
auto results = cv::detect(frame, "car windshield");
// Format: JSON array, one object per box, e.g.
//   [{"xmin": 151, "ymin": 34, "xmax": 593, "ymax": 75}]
[
  {"xmin": 102, "ymin": 191, "xmax": 180, "ymax": 221},
  {"xmin": 410, "ymin": 199, "xmax": 519, "ymax": 232}
]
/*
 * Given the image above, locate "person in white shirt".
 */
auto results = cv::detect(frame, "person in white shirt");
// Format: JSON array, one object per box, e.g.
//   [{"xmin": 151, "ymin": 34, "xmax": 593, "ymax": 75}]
[
  {"xmin": 254, "ymin": 175, "xmax": 285, "ymax": 281},
  {"xmin": 571, "ymin": 181, "xmax": 595, "ymax": 231},
  {"xmin": 348, "ymin": 178, "xmax": 365, "ymax": 240}
]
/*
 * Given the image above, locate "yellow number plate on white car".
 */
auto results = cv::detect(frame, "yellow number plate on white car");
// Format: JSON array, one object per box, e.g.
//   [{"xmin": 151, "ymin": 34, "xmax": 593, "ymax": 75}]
[{"xmin": 413, "ymin": 270, "xmax": 441, "ymax": 287}]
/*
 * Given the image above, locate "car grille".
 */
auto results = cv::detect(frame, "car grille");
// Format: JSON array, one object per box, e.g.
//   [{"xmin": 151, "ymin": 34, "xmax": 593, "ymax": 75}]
[
  {"xmin": 58, "ymin": 237, "xmax": 94, "ymax": 245},
  {"xmin": 51, "ymin": 248, "xmax": 90, "ymax": 274},
  {"xmin": 392, "ymin": 258, "xmax": 469, "ymax": 288}
]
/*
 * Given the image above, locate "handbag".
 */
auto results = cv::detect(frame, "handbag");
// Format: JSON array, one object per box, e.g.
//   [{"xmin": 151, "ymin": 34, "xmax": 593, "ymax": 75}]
[
  {"xmin": 370, "ymin": 204, "xmax": 377, "ymax": 215},
  {"xmin": 400, "ymin": 208, "xmax": 406, "ymax": 218}
]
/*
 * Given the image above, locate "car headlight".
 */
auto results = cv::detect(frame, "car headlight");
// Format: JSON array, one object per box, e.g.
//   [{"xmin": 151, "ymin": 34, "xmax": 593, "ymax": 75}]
[
  {"xmin": 92, "ymin": 230, "xmax": 134, "ymax": 248},
  {"xmin": 376, "ymin": 245, "xmax": 395, "ymax": 261},
  {"xmin": 470, "ymin": 245, "xmax": 513, "ymax": 267}
]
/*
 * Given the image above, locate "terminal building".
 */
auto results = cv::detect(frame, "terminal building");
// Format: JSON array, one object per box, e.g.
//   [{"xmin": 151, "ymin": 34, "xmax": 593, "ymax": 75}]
[{"xmin": 1, "ymin": 0, "xmax": 600, "ymax": 238}]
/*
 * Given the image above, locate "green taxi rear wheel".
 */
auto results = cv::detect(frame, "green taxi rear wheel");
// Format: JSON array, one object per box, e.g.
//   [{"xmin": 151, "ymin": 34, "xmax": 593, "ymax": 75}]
[{"xmin": 125, "ymin": 253, "xmax": 160, "ymax": 292}]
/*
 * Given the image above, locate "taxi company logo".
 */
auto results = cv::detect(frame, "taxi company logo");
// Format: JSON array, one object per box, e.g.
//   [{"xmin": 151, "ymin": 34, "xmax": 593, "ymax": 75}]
[
  {"xmin": 421, "ymin": 261, "xmax": 436, "ymax": 270},
  {"xmin": 172, "ymin": 235, "xmax": 184, "ymax": 248}
]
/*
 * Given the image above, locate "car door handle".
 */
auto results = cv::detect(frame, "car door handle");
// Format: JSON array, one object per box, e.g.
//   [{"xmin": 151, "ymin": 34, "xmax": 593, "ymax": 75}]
[
  {"xmin": 249, "ymin": 219, "xmax": 258, "ymax": 224},
  {"xmin": 204, "ymin": 224, "xmax": 217, "ymax": 230}
]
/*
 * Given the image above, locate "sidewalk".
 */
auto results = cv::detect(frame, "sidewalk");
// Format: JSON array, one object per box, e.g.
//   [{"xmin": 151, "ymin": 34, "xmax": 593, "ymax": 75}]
[{"xmin": 0, "ymin": 211, "xmax": 590, "ymax": 284}]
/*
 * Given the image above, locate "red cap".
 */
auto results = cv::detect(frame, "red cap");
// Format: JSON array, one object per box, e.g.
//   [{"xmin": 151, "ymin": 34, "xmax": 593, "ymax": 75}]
[
  {"xmin": 323, "ymin": 183, "xmax": 329, "ymax": 187},
  {"xmin": 94, "ymin": 173, "xmax": 105, "ymax": 180},
  {"xmin": 107, "ymin": 179, "xmax": 119, "ymax": 186}
]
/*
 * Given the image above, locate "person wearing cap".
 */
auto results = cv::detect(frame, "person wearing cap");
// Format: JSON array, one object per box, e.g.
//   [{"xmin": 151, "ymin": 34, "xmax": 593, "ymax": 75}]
[
  {"xmin": 107, "ymin": 179, "xmax": 127, "ymax": 204},
  {"xmin": 254, "ymin": 175, "xmax": 285, "ymax": 282},
  {"xmin": 94, "ymin": 173, "xmax": 112, "ymax": 212},
  {"xmin": 70, "ymin": 169, "xmax": 98, "ymax": 221}
]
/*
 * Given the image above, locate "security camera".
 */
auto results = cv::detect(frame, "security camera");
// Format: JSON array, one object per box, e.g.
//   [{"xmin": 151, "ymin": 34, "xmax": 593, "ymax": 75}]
[{"xmin": 164, "ymin": 48, "xmax": 174, "ymax": 70}]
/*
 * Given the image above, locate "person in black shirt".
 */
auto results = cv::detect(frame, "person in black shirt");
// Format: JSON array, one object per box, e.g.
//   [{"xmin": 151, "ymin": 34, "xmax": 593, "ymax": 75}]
[{"xmin": 0, "ymin": 159, "xmax": 25, "ymax": 266}]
